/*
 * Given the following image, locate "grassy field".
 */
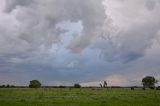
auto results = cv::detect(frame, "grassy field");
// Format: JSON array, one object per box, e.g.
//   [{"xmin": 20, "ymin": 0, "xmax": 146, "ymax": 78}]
[{"xmin": 0, "ymin": 88, "xmax": 160, "ymax": 106}]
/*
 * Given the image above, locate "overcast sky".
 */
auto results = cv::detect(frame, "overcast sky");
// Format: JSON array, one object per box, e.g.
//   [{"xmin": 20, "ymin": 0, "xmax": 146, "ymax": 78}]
[{"xmin": 0, "ymin": 0, "xmax": 160, "ymax": 86}]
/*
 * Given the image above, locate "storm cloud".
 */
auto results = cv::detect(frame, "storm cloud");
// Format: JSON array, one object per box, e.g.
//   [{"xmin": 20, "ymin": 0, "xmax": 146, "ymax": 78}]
[
  {"xmin": 0, "ymin": 0, "xmax": 160, "ymax": 86},
  {"xmin": 1, "ymin": 0, "xmax": 108, "ymax": 56}
]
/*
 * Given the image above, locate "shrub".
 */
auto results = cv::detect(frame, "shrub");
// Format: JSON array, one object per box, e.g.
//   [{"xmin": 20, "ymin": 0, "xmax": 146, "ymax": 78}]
[
  {"xmin": 59, "ymin": 85, "xmax": 66, "ymax": 88},
  {"xmin": 10, "ymin": 85, "xmax": 15, "ymax": 88},
  {"xmin": 149, "ymin": 87, "xmax": 155, "ymax": 90},
  {"xmin": 156, "ymin": 86, "xmax": 160, "ymax": 90},
  {"xmin": 142, "ymin": 87, "xmax": 146, "ymax": 90},
  {"xmin": 131, "ymin": 87, "xmax": 134, "ymax": 90},
  {"xmin": 74, "ymin": 84, "xmax": 81, "ymax": 88}
]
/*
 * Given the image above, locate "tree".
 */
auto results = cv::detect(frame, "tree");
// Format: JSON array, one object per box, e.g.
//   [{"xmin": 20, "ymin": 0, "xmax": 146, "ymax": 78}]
[
  {"xmin": 99, "ymin": 81, "xmax": 107, "ymax": 88},
  {"xmin": 29, "ymin": 80, "xmax": 41, "ymax": 88},
  {"xmin": 99, "ymin": 83, "xmax": 103, "ymax": 88},
  {"xmin": 142, "ymin": 76, "xmax": 158, "ymax": 88},
  {"xmin": 103, "ymin": 81, "xmax": 107, "ymax": 88},
  {"xmin": 74, "ymin": 83, "xmax": 81, "ymax": 88},
  {"xmin": 6, "ymin": 84, "xmax": 10, "ymax": 88}
]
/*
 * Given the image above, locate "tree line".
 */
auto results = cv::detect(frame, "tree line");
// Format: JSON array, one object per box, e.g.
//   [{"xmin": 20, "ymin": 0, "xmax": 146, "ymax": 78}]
[{"xmin": 0, "ymin": 76, "xmax": 159, "ymax": 89}]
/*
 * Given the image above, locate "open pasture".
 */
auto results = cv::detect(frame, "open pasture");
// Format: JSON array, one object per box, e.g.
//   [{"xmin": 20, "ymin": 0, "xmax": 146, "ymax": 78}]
[{"xmin": 0, "ymin": 88, "xmax": 160, "ymax": 106}]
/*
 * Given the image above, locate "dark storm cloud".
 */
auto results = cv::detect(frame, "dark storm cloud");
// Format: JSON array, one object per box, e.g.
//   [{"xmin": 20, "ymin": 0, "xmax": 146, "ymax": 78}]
[
  {"xmin": 94, "ymin": 23, "xmax": 160, "ymax": 63},
  {"xmin": 0, "ymin": 0, "xmax": 160, "ymax": 86}
]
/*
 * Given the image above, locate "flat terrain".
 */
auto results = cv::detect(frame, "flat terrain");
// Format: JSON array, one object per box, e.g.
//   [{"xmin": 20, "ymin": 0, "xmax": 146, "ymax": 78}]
[{"xmin": 0, "ymin": 88, "xmax": 160, "ymax": 106}]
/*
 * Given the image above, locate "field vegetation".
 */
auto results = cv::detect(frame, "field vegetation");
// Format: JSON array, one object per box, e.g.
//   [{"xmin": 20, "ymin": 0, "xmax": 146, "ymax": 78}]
[{"xmin": 0, "ymin": 88, "xmax": 160, "ymax": 106}]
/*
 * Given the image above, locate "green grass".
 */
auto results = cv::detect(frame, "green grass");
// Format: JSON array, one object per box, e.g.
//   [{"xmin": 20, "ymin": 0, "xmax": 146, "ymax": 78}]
[{"xmin": 0, "ymin": 88, "xmax": 160, "ymax": 106}]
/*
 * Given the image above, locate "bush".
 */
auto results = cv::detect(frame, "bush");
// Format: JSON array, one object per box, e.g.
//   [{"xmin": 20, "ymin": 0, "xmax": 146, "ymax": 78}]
[
  {"xmin": 142, "ymin": 87, "xmax": 146, "ymax": 90},
  {"xmin": 149, "ymin": 87, "xmax": 155, "ymax": 90},
  {"xmin": 74, "ymin": 84, "xmax": 81, "ymax": 88},
  {"xmin": 59, "ymin": 85, "xmax": 66, "ymax": 88},
  {"xmin": 10, "ymin": 85, "xmax": 15, "ymax": 88},
  {"xmin": 0, "ymin": 85, "xmax": 5, "ymax": 88},
  {"xmin": 156, "ymin": 86, "xmax": 160, "ymax": 90},
  {"xmin": 131, "ymin": 87, "xmax": 134, "ymax": 90}
]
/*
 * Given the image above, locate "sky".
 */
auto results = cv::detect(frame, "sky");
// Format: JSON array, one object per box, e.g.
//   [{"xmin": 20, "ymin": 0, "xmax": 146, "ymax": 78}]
[{"xmin": 0, "ymin": 0, "xmax": 160, "ymax": 86}]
